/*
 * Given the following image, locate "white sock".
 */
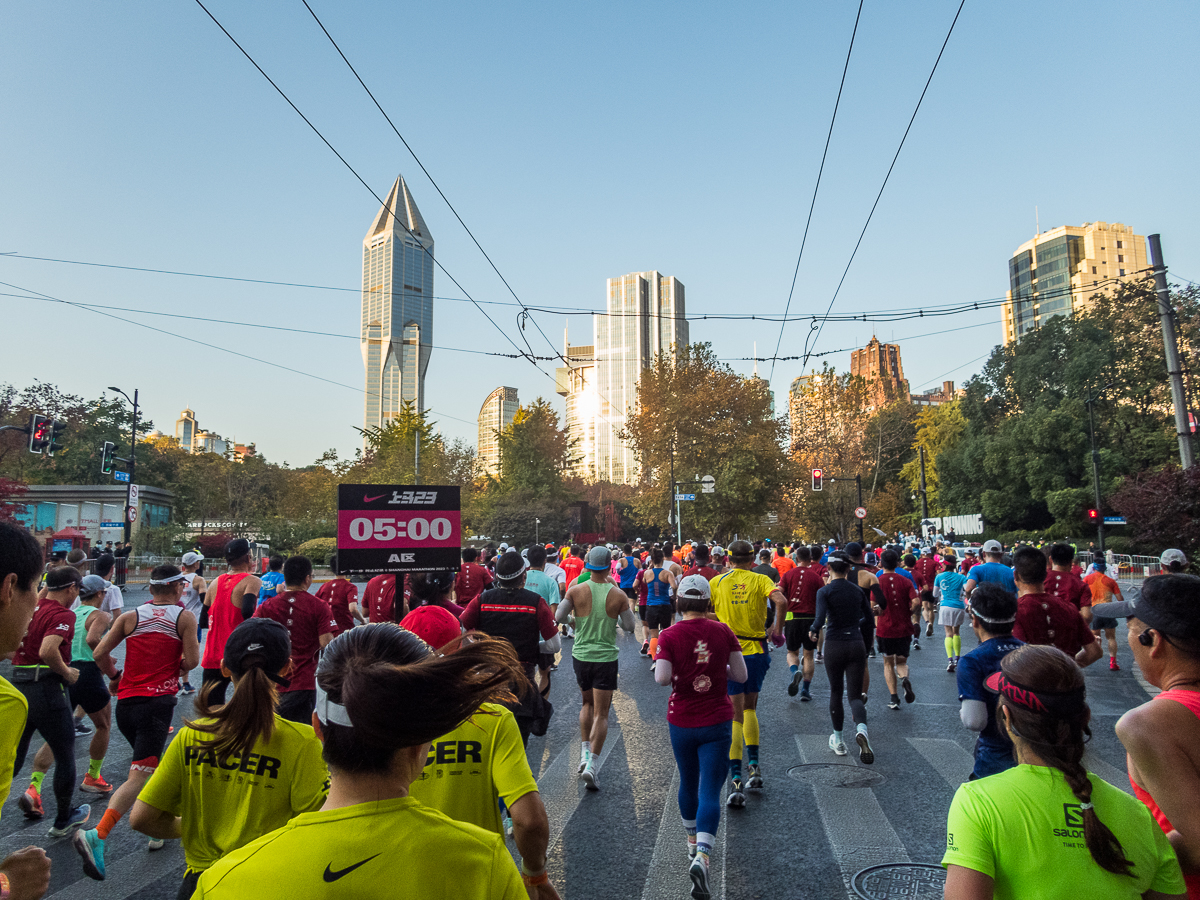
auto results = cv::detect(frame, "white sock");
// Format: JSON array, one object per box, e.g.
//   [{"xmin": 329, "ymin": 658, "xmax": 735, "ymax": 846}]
[
  {"xmin": 833, "ymin": 730, "xmax": 843, "ymax": 743},
  {"xmin": 856, "ymin": 723, "xmax": 869, "ymax": 737}
]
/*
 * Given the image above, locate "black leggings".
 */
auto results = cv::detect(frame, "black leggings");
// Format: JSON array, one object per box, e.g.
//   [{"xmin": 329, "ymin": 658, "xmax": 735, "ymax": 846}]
[
  {"xmin": 13, "ymin": 679, "xmax": 77, "ymax": 828},
  {"xmin": 201, "ymin": 668, "xmax": 231, "ymax": 705},
  {"xmin": 823, "ymin": 639, "xmax": 868, "ymax": 732}
]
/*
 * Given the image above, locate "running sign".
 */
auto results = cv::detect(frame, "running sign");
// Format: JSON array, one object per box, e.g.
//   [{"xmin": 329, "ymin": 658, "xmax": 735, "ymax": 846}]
[{"xmin": 337, "ymin": 485, "xmax": 461, "ymax": 575}]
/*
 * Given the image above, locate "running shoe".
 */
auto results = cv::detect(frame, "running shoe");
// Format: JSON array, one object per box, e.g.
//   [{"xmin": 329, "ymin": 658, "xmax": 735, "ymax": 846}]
[
  {"xmin": 912, "ymin": 638, "xmax": 921, "ymax": 651},
  {"xmin": 549, "ymin": 662, "xmax": 558, "ymax": 671},
  {"xmin": 687, "ymin": 837, "xmax": 697, "ymax": 860},
  {"xmin": 1109, "ymin": 657, "xmax": 1121, "ymax": 671},
  {"xmin": 862, "ymin": 692, "xmax": 869, "ymax": 704},
  {"xmin": 503, "ymin": 816, "xmax": 514, "ymax": 837},
  {"xmin": 856, "ymin": 731, "xmax": 875, "ymax": 765},
  {"xmin": 148, "ymin": 838, "xmax": 165, "ymax": 851},
  {"xmin": 19, "ymin": 784, "xmax": 43, "ymax": 819},
  {"xmin": 81, "ymin": 774, "xmax": 113, "ymax": 794},
  {"xmin": 888, "ymin": 698, "xmax": 900, "ymax": 710},
  {"xmin": 815, "ymin": 651, "xmax": 823, "ymax": 662},
  {"xmin": 49, "ymin": 804, "xmax": 90, "ymax": 840},
  {"xmin": 640, "ymin": 641, "xmax": 650, "ymax": 657},
  {"xmin": 787, "ymin": 670, "xmax": 801, "ymax": 697},
  {"xmin": 947, "ymin": 659, "xmax": 957, "ymax": 673},
  {"xmin": 178, "ymin": 681, "xmax": 196, "ymax": 696},
  {"xmin": 902, "ymin": 676, "xmax": 915, "ymax": 704},
  {"xmin": 74, "ymin": 826, "xmax": 105, "ymax": 879},
  {"xmin": 689, "ymin": 855, "xmax": 711, "ymax": 900},
  {"xmin": 868, "ymin": 648, "xmax": 876, "ymax": 659},
  {"xmin": 581, "ymin": 765, "xmax": 599, "ymax": 792},
  {"xmin": 726, "ymin": 779, "xmax": 745, "ymax": 808},
  {"xmin": 828, "ymin": 734, "xmax": 847, "ymax": 756},
  {"xmin": 800, "ymin": 687, "xmax": 812, "ymax": 702},
  {"xmin": 926, "ymin": 622, "xmax": 934, "ymax": 637},
  {"xmin": 578, "ymin": 755, "xmax": 590, "ymax": 776},
  {"xmin": 74, "ymin": 718, "xmax": 92, "ymax": 736},
  {"xmin": 747, "ymin": 764, "xmax": 763, "ymax": 790}
]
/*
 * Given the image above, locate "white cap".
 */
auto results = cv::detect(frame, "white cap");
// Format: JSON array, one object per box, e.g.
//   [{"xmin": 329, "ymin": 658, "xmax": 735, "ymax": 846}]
[
  {"xmin": 1161, "ymin": 549, "xmax": 1188, "ymax": 567},
  {"xmin": 181, "ymin": 551, "xmax": 203, "ymax": 566},
  {"xmin": 982, "ymin": 540, "xmax": 1003, "ymax": 553},
  {"xmin": 677, "ymin": 574, "xmax": 712, "ymax": 599}
]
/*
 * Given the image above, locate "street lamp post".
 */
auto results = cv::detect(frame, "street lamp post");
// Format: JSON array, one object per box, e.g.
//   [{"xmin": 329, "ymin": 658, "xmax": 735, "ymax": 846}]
[
  {"xmin": 108, "ymin": 387, "xmax": 139, "ymax": 546},
  {"xmin": 535, "ymin": 517, "xmax": 540, "ymax": 543}
]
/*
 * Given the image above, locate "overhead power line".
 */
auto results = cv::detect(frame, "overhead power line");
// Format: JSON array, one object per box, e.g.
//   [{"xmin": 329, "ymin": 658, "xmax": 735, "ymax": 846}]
[
  {"xmin": 770, "ymin": 0, "xmax": 864, "ymax": 383},
  {"xmin": 802, "ymin": 0, "xmax": 968, "ymax": 370}
]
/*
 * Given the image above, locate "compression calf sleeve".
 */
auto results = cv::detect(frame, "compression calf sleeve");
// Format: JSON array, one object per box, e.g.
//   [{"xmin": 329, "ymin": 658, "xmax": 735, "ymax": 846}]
[
  {"xmin": 729, "ymin": 721, "xmax": 744, "ymax": 780},
  {"xmin": 648, "ymin": 637, "xmax": 659, "ymax": 660},
  {"xmin": 952, "ymin": 634, "xmax": 962, "ymax": 657},
  {"xmin": 743, "ymin": 710, "xmax": 760, "ymax": 749},
  {"xmin": 945, "ymin": 637, "xmax": 954, "ymax": 659}
]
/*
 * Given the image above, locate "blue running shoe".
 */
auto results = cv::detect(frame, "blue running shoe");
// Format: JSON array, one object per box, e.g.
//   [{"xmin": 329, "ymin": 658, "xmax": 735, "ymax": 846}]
[
  {"xmin": 74, "ymin": 827, "xmax": 106, "ymax": 880},
  {"xmin": 47, "ymin": 804, "xmax": 89, "ymax": 838}
]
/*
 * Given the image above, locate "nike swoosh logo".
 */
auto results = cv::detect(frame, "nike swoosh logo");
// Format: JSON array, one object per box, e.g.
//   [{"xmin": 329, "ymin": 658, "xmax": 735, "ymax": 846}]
[
  {"xmin": 363, "ymin": 493, "xmax": 386, "ymax": 503},
  {"xmin": 323, "ymin": 854, "xmax": 379, "ymax": 882}
]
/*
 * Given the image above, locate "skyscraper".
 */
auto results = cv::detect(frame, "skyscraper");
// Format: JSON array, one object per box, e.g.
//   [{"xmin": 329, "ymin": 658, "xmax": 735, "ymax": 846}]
[
  {"xmin": 361, "ymin": 175, "xmax": 434, "ymax": 434},
  {"xmin": 1001, "ymin": 221, "xmax": 1148, "ymax": 345},
  {"xmin": 556, "ymin": 331, "xmax": 597, "ymax": 480},
  {"xmin": 850, "ymin": 337, "xmax": 909, "ymax": 409},
  {"xmin": 477, "ymin": 386, "xmax": 519, "ymax": 478}
]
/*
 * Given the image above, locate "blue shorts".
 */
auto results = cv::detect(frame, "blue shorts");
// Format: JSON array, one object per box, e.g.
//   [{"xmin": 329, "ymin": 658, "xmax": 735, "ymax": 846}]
[{"xmin": 729, "ymin": 651, "xmax": 770, "ymax": 695}]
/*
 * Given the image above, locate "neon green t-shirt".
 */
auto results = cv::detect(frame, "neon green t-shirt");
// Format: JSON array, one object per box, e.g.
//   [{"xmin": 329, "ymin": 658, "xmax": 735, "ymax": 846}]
[
  {"xmin": 0, "ymin": 678, "xmax": 28, "ymax": 824},
  {"xmin": 194, "ymin": 796, "xmax": 526, "ymax": 899},
  {"xmin": 710, "ymin": 569, "xmax": 777, "ymax": 655},
  {"xmin": 942, "ymin": 763, "xmax": 1185, "ymax": 899},
  {"xmin": 408, "ymin": 702, "xmax": 539, "ymax": 835},
  {"xmin": 137, "ymin": 714, "xmax": 329, "ymax": 872}
]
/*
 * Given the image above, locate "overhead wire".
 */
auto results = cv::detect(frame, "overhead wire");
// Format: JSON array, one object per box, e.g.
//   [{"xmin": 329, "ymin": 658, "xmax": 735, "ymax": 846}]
[
  {"xmin": 769, "ymin": 0, "xmax": 864, "ymax": 382},
  {"xmin": 801, "ymin": 0, "xmax": 968, "ymax": 370}
]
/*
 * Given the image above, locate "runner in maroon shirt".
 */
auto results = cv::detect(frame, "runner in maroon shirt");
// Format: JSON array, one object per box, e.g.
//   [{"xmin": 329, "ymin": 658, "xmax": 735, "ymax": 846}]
[
  {"xmin": 1046, "ymin": 543, "xmax": 1089, "ymax": 614},
  {"xmin": 876, "ymin": 549, "xmax": 920, "ymax": 709},
  {"xmin": 254, "ymin": 556, "xmax": 337, "ymax": 724},
  {"xmin": 912, "ymin": 549, "xmax": 939, "ymax": 641},
  {"xmin": 654, "ymin": 574, "xmax": 747, "ymax": 900},
  {"xmin": 362, "ymin": 573, "xmax": 400, "ymax": 623},
  {"xmin": 315, "ymin": 553, "xmax": 362, "ymax": 635},
  {"xmin": 683, "ymin": 544, "xmax": 720, "ymax": 581},
  {"xmin": 453, "ymin": 548, "xmax": 493, "ymax": 606},
  {"xmin": 779, "ymin": 547, "xmax": 825, "ymax": 701},
  {"xmin": 1010, "ymin": 546, "xmax": 1101, "ymax": 666}
]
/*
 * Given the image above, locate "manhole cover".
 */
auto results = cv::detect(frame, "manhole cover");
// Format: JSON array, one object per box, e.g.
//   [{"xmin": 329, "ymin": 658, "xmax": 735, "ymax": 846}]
[
  {"xmin": 852, "ymin": 864, "xmax": 945, "ymax": 899},
  {"xmin": 785, "ymin": 764, "xmax": 885, "ymax": 788}
]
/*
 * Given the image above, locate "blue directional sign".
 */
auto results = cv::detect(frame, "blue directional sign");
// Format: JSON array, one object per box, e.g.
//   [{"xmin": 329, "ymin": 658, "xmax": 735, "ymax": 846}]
[
  {"xmin": 1103, "ymin": 516, "xmax": 1127, "ymax": 525},
  {"xmin": 114, "ymin": 471, "xmax": 130, "ymax": 483},
  {"xmin": 100, "ymin": 521, "xmax": 124, "ymax": 528},
  {"xmin": 675, "ymin": 493, "xmax": 696, "ymax": 501}
]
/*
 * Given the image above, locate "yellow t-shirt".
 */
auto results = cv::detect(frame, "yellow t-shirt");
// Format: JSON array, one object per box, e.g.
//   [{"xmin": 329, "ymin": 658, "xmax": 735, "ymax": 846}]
[
  {"xmin": 0, "ymin": 678, "xmax": 29, "ymax": 824},
  {"xmin": 137, "ymin": 714, "xmax": 329, "ymax": 872},
  {"xmin": 710, "ymin": 569, "xmax": 777, "ymax": 655},
  {"xmin": 408, "ymin": 702, "xmax": 539, "ymax": 835},
  {"xmin": 193, "ymin": 796, "xmax": 526, "ymax": 900}
]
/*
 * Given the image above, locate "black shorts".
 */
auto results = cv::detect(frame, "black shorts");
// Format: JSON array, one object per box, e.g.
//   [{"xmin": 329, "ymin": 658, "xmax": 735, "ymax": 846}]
[
  {"xmin": 573, "ymin": 657, "xmax": 619, "ymax": 692},
  {"xmin": 785, "ymin": 617, "xmax": 817, "ymax": 652},
  {"xmin": 920, "ymin": 590, "xmax": 935, "ymax": 605},
  {"xmin": 538, "ymin": 651, "xmax": 557, "ymax": 671},
  {"xmin": 623, "ymin": 587, "xmax": 638, "ymax": 601},
  {"xmin": 69, "ymin": 662, "xmax": 111, "ymax": 715},
  {"xmin": 646, "ymin": 604, "xmax": 674, "ymax": 630},
  {"xmin": 638, "ymin": 604, "xmax": 648, "ymax": 622},
  {"xmin": 115, "ymin": 695, "xmax": 177, "ymax": 769},
  {"xmin": 277, "ymin": 689, "xmax": 315, "ymax": 725},
  {"xmin": 1092, "ymin": 615, "xmax": 1119, "ymax": 631},
  {"xmin": 877, "ymin": 635, "xmax": 912, "ymax": 658}
]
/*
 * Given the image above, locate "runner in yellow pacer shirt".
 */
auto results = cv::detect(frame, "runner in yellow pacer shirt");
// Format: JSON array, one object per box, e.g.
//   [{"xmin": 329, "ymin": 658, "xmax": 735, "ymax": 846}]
[{"xmin": 192, "ymin": 625, "xmax": 529, "ymax": 900}]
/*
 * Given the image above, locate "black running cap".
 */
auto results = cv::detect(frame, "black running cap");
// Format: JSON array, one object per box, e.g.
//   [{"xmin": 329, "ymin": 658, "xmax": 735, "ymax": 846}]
[
  {"xmin": 224, "ymin": 538, "xmax": 252, "ymax": 562},
  {"xmin": 223, "ymin": 619, "xmax": 292, "ymax": 687}
]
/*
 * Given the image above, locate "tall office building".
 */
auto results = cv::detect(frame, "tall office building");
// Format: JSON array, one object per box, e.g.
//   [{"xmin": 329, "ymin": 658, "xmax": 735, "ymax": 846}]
[
  {"xmin": 850, "ymin": 337, "xmax": 909, "ymax": 409},
  {"xmin": 361, "ymin": 174, "xmax": 434, "ymax": 433},
  {"xmin": 477, "ymin": 386, "xmax": 519, "ymax": 477},
  {"xmin": 1002, "ymin": 221, "xmax": 1148, "ymax": 345},
  {"xmin": 591, "ymin": 271, "xmax": 688, "ymax": 484},
  {"xmin": 556, "ymin": 332, "xmax": 597, "ymax": 480}
]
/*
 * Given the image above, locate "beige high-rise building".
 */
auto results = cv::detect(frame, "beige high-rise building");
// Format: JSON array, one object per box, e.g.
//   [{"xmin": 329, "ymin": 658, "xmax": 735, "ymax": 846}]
[
  {"xmin": 477, "ymin": 387, "xmax": 518, "ymax": 478},
  {"xmin": 555, "ymin": 335, "xmax": 597, "ymax": 480},
  {"xmin": 1002, "ymin": 222, "xmax": 1149, "ymax": 344}
]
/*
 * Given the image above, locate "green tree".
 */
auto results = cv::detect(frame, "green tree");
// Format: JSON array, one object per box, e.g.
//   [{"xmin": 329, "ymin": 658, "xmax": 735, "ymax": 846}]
[{"xmin": 898, "ymin": 400, "xmax": 966, "ymax": 515}]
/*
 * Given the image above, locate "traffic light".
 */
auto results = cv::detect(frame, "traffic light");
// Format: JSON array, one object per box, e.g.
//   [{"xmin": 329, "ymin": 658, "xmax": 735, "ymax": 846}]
[
  {"xmin": 812, "ymin": 468, "xmax": 823, "ymax": 491},
  {"xmin": 28, "ymin": 414, "xmax": 49, "ymax": 454},
  {"xmin": 1087, "ymin": 509, "xmax": 1099, "ymax": 521},
  {"xmin": 46, "ymin": 420, "xmax": 66, "ymax": 457},
  {"xmin": 101, "ymin": 441, "xmax": 116, "ymax": 474}
]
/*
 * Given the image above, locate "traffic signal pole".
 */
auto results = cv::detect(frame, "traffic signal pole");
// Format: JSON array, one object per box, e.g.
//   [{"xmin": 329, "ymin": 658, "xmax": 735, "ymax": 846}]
[
  {"xmin": 125, "ymin": 389, "xmax": 138, "ymax": 546},
  {"xmin": 1086, "ymin": 391, "xmax": 1104, "ymax": 554},
  {"xmin": 1149, "ymin": 234, "xmax": 1194, "ymax": 470}
]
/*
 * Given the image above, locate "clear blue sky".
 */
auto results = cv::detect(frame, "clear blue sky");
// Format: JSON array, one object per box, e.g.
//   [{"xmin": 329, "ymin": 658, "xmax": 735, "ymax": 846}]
[{"xmin": 2, "ymin": 1, "xmax": 1197, "ymax": 466}]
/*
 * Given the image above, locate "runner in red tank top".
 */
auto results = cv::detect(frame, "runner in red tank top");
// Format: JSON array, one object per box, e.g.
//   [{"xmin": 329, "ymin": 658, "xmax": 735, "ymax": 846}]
[
  {"xmin": 1101, "ymin": 574, "xmax": 1200, "ymax": 898},
  {"xmin": 76, "ymin": 564, "xmax": 200, "ymax": 882},
  {"xmin": 200, "ymin": 539, "xmax": 262, "ymax": 704}
]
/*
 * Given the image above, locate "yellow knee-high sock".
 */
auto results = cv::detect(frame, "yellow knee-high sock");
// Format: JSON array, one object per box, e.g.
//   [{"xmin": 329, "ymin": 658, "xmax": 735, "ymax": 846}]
[
  {"xmin": 729, "ymin": 721, "xmax": 744, "ymax": 762},
  {"xmin": 742, "ymin": 710, "xmax": 760, "ymax": 747},
  {"xmin": 952, "ymin": 634, "xmax": 962, "ymax": 657},
  {"xmin": 944, "ymin": 636, "xmax": 954, "ymax": 659}
]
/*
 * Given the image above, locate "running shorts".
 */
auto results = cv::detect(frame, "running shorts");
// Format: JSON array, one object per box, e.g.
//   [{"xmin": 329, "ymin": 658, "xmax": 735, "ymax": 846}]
[
  {"xmin": 538, "ymin": 651, "xmax": 556, "ymax": 671},
  {"xmin": 638, "ymin": 604, "xmax": 648, "ymax": 622},
  {"xmin": 876, "ymin": 635, "xmax": 912, "ymax": 657},
  {"xmin": 646, "ymin": 604, "xmax": 674, "ymax": 630},
  {"xmin": 573, "ymin": 657, "xmax": 618, "ymax": 692},
  {"xmin": 115, "ymin": 695, "xmax": 177, "ymax": 769},
  {"xmin": 920, "ymin": 590, "xmax": 935, "ymax": 605},
  {"xmin": 69, "ymin": 661, "xmax": 110, "ymax": 715},
  {"xmin": 1091, "ymin": 615, "xmax": 1119, "ymax": 631},
  {"xmin": 938, "ymin": 606, "xmax": 968, "ymax": 628},
  {"xmin": 784, "ymin": 617, "xmax": 817, "ymax": 652},
  {"xmin": 623, "ymin": 587, "xmax": 638, "ymax": 601},
  {"xmin": 729, "ymin": 651, "xmax": 770, "ymax": 695}
]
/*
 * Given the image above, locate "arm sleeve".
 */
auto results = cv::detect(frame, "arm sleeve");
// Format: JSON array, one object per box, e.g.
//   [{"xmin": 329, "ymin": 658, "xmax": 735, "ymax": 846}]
[
  {"xmin": 933, "ymin": 576, "xmax": 943, "ymax": 602},
  {"xmin": 869, "ymin": 583, "xmax": 886, "ymax": 612},
  {"xmin": 940, "ymin": 784, "xmax": 995, "ymax": 877},
  {"xmin": 960, "ymin": 699, "xmax": 988, "ymax": 732},
  {"xmin": 812, "ymin": 589, "xmax": 828, "ymax": 633},
  {"xmin": 555, "ymin": 597, "xmax": 573, "ymax": 625},
  {"xmin": 536, "ymin": 601, "xmax": 558, "ymax": 640},
  {"xmin": 241, "ymin": 590, "xmax": 255, "ymax": 620},
  {"xmin": 617, "ymin": 607, "xmax": 636, "ymax": 633}
]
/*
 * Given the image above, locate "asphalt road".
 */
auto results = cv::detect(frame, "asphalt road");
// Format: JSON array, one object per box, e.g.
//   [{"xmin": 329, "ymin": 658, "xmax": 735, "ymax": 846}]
[{"xmin": 1, "ymin": 584, "xmax": 1154, "ymax": 899}]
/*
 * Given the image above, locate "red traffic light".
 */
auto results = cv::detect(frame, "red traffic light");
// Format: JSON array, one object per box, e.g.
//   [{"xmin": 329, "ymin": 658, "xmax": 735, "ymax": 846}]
[
  {"xmin": 812, "ymin": 468, "xmax": 823, "ymax": 491},
  {"xmin": 1087, "ymin": 509, "xmax": 1099, "ymax": 520}
]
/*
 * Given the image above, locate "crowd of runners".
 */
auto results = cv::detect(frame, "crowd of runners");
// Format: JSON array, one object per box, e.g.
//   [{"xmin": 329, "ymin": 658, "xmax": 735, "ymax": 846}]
[{"xmin": 1, "ymin": 522, "xmax": 1200, "ymax": 899}]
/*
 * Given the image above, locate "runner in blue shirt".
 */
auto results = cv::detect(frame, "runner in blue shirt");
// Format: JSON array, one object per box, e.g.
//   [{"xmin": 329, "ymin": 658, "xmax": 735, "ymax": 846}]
[
  {"xmin": 963, "ymin": 540, "xmax": 1015, "ymax": 594},
  {"xmin": 933, "ymin": 556, "xmax": 969, "ymax": 672},
  {"xmin": 257, "ymin": 556, "xmax": 285, "ymax": 606}
]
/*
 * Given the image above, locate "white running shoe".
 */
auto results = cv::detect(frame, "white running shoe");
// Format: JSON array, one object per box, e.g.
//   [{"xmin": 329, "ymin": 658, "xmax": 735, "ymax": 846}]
[{"xmin": 829, "ymin": 734, "xmax": 847, "ymax": 756}]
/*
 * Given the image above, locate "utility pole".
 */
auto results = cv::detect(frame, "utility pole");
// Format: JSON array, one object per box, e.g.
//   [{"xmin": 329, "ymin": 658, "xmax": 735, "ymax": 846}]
[
  {"xmin": 1086, "ymin": 388, "xmax": 1105, "ymax": 553},
  {"xmin": 918, "ymin": 446, "xmax": 930, "ymax": 521},
  {"xmin": 108, "ymin": 387, "xmax": 139, "ymax": 546},
  {"xmin": 1149, "ymin": 234, "xmax": 1194, "ymax": 470},
  {"xmin": 414, "ymin": 412, "xmax": 421, "ymax": 485}
]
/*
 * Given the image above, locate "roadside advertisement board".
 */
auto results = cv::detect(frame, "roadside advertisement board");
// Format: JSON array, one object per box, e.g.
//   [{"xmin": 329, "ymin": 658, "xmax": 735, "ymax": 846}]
[{"xmin": 336, "ymin": 484, "xmax": 460, "ymax": 574}]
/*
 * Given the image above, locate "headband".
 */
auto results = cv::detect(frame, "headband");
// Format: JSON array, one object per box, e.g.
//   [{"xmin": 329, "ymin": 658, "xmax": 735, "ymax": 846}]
[
  {"xmin": 985, "ymin": 670, "xmax": 1087, "ymax": 718},
  {"xmin": 148, "ymin": 572, "xmax": 186, "ymax": 585},
  {"xmin": 971, "ymin": 610, "xmax": 1017, "ymax": 625},
  {"xmin": 314, "ymin": 681, "xmax": 354, "ymax": 728}
]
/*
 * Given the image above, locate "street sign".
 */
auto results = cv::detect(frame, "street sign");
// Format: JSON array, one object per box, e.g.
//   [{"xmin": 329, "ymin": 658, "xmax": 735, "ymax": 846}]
[
  {"xmin": 700, "ymin": 474, "xmax": 715, "ymax": 494},
  {"xmin": 675, "ymin": 493, "xmax": 696, "ymax": 501},
  {"xmin": 127, "ymin": 506, "xmax": 138, "ymax": 523},
  {"xmin": 114, "ymin": 471, "xmax": 130, "ymax": 483},
  {"xmin": 854, "ymin": 507, "xmax": 867, "ymax": 519},
  {"xmin": 129, "ymin": 483, "xmax": 139, "ymax": 504},
  {"xmin": 337, "ymin": 484, "xmax": 461, "ymax": 575},
  {"xmin": 100, "ymin": 521, "xmax": 123, "ymax": 528},
  {"xmin": 1103, "ymin": 516, "xmax": 1127, "ymax": 525}
]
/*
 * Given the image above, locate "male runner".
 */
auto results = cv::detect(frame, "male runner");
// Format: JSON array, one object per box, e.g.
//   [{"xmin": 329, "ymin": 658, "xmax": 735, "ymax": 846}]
[
  {"xmin": 963, "ymin": 540, "xmax": 1016, "ymax": 594},
  {"xmin": 912, "ymin": 547, "xmax": 939, "ymax": 645},
  {"xmin": 845, "ymin": 542, "xmax": 886, "ymax": 695},
  {"xmin": 876, "ymin": 549, "xmax": 919, "ymax": 710},
  {"xmin": 177, "ymin": 552, "xmax": 207, "ymax": 695},
  {"xmin": 684, "ymin": 544, "xmax": 720, "ymax": 581},
  {"xmin": 314, "ymin": 552, "xmax": 362, "ymax": 636},
  {"xmin": 1010, "ymin": 546, "xmax": 1101, "ymax": 667},
  {"xmin": 555, "ymin": 547, "xmax": 636, "ymax": 791},
  {"xmin": 200, "ymin": 539, "xmax": 261, "ymax": 703},
  {"xmin": 75, "ymin": 564, "xmax": 199, "ymax": 880},
  {"xmin": 258, "ymin": 555, "xmax": 285, "ymax": 606},
  {"xmin": 524, "ymin": 545, "xmax": 562, "ymax": 693},
  {"xmin": 1098, "ymin": 575, "xmax": 1200, "ymax": 896},
  {"xmin": 1084, "ymin": 560, "xmax": 1125, "ymax": 670},
  {"xmin": 780, "ymin": 546, "xmax": 823, "ymax": 702},
  {"xmin": 710, "ymin": 540, "xmax": 786, "ymax": 808},
  {"xmin": 1045, "ymin": 542, "xmax": 1089, "ymax": 617},
  {"xmin": 455, "ymin": 548, "xmax": 494, "ymax": 607},
  {"xmin": 254, "ymin": 555, "xmax": 337, "ymax": 723},
  {"xmin": 362, "ymin": 572, "xmax": 401, "ymax": 623},
  {"xmin": 616, "ymin": 543, "xmax": 641, "ymax": 608}
]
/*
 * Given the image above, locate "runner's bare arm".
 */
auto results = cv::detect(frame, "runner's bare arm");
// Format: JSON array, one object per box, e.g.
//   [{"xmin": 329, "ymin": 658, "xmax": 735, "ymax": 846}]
[
  {"xmin": 944, "ymin": 864, "xmax": 993, "ymax": 900},
  {"xmin": 178, "ymin": 610, "xmax": 201, "ymax": 672},
  {"xmin": 769, "ymin": 588, "xmax": 786, "ymax": 638},
  {"xmin": 37, "ymin": 634, "xmax": 76, "ymax": 682},
  {"xmin": 85, "ymin": 608, "xmax": 111, "ymax": 651},
  {"xmin": 728, "ymin": 651, "xmax": 748, "ymax": 684},
  {"xmin": 129, "ymin": 798, "xmax": 181, "ymax": 840},
  {"xmin": 93, "ymin": 609, "xmax": 136, "ymax": 677}
]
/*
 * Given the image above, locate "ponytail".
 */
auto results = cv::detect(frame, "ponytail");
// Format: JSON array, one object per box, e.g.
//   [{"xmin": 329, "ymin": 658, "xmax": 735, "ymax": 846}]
[{"xmin": 186, "ymin": 666, "xmax": 278, "ymax": 761}]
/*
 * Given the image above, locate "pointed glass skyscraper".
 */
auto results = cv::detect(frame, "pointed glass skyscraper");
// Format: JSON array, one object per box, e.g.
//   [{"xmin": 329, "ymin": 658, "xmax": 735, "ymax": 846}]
[{"xmin": 361, "ymin": 175, "xmax": 434, "ymax": 433}]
